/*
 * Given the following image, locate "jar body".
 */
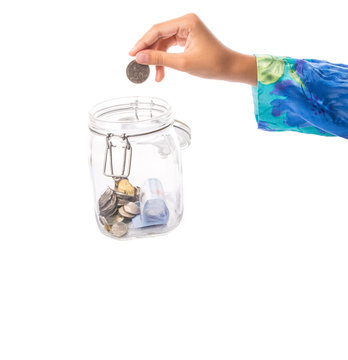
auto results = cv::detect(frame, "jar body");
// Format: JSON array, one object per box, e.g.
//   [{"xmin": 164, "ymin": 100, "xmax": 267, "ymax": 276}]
[{"xmin": 88, "ymin": 97, "xmax": 190, "ymax": 240}]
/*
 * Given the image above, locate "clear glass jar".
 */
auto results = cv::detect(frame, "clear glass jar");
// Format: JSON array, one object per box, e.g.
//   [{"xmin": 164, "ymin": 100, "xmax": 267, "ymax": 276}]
[{"xmin": 89, "ymin": 96, "xmax": 191, "ymax": 240}]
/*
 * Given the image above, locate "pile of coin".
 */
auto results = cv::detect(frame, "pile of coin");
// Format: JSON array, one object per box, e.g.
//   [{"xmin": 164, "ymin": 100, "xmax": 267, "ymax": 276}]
[{"xmin": 98, "ymin": 178, "xmax": 141, "ymax": 238}]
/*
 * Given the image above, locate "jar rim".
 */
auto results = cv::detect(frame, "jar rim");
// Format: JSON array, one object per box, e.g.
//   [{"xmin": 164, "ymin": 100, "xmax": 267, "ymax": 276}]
[{"xmin": 88, "ymin": 96, "xmax": 173, "ymax": 136}]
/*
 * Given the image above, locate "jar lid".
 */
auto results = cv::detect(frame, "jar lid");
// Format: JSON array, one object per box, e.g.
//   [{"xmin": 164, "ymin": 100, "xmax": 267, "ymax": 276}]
[{"xmin": 89, "ymin": 96, "xmax": 173, "ymax": 137}]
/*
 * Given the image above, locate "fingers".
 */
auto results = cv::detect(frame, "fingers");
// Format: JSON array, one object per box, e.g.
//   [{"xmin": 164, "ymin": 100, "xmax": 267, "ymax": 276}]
[
  {"xmin": 155, "ymin": 65, "xmax": 165, "ymax": 82},
  {"xmin": 129, "ymin": 14, "xmax": 194, "ymax": 56},
  {"xmin": 152, "ymin": 37, "xmax": 177, "ymax": 82},
  {"xmin": 129, "ymin": 14, "xmax": 199, "ymax": 81},
  {"xmin": 136, "ymin": 50, "xmax": 186, "ymax": 71},
  {"xmin": 129, "ymin": 21, "xmax": 178, "ymax": 56}
]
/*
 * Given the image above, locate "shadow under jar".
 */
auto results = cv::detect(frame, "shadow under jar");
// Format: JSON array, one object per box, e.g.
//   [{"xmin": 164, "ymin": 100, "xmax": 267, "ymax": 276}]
[{"xmin": 89, "ymin": 96, "xmax": 191, "ymax": 240}]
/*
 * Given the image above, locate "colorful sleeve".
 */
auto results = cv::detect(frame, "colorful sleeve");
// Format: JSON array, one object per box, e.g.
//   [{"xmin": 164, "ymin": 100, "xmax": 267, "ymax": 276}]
[{"xmin": 252, "ymin": 55, "xmax": 348, "ymax": 139}]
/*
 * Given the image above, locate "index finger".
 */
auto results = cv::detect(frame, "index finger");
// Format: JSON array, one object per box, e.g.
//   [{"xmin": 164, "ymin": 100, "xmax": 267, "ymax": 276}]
[{"xmin": 129, "ymin": 18, "xmax": 182, "ymax": 56}]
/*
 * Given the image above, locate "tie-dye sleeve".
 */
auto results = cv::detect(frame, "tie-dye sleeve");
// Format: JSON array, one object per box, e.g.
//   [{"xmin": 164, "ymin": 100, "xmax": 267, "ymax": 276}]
[{"xmin": 252, "ymin": 55, "xmax": 348, "ymax": 139}]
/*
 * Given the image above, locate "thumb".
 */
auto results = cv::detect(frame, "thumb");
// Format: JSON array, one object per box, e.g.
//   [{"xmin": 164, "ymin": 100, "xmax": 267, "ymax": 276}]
[{"xmin": 135, "ymin": 50, "xmax": 185, "ymax": 71}]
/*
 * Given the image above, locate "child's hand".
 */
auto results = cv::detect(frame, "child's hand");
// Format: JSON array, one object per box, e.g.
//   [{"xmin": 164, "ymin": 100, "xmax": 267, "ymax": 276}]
[{"xmin": 129, "ymin": 13, "xmax": 257, "ymax": 86}]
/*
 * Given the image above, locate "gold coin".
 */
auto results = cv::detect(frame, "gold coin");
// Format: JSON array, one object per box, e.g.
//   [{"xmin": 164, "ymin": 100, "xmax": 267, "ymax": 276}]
[{"xmin": 117, "ymin": 179, "xmax": 135, "ymax": 196}]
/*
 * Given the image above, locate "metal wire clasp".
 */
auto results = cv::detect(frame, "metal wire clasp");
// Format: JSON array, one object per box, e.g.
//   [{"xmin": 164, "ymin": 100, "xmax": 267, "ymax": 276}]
[{"xmin": 103, "ymin": 133, "xmax": 132, "ymax": 179}]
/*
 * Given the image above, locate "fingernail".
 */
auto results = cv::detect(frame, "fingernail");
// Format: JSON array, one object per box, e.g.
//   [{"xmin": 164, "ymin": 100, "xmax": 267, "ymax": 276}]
[{"xmin": 136, "ymin": 52, "xmax": 149, "ymax": 64}]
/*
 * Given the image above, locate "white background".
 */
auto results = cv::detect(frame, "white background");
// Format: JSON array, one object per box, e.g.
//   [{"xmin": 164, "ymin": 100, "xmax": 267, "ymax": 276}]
[{"xmin": 1, "ymin": 0, "xmax": 347, "ymax": 359}]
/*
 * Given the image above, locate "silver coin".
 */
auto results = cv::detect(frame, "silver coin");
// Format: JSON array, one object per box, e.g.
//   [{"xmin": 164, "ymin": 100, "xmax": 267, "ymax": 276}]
[
  {"xmin": 99, "ymin": 188, "xmax": 114, "ymax": 209},
  {"xmin": 124, "ymin": 202, "xmax": 140, "ymax": 215},
  {"xmin": 126, "ymin": 60, "xmax": 150, "ymax": 84},
  {"xmin": 115, "ymin": 189, "xmax": 134, "ymax": 200},
  {"xmin": 105, "ymin": 214, "xmax": 117, "ymax": 224},
  {"xmin": 99, "ymin": 215, "xmax": 108, "ymax": 226},
  {"xmin": 104, "ymin": 204, "xmax": 118, "ymax": 218},
  {"xmin": 114, "ymin": 214, "xmax": 125, "ymax": 223},
  {"xmin": 119, "ymin": 206, "xmax": 135, "ymax": 218},
  {"xmin": 117, "ymin": 198, "xmax": 129, "ymax": 206},
  {"xmin": 100, "ymin": 193, "xmax": 117, "ymax": 216},
  {"xmin": 111, "ymin": 222, "xmax": 128, "ymax": 237},
  {"xmin": 99, "ymin": 216, "xmax": 111, "ymax": 232}
]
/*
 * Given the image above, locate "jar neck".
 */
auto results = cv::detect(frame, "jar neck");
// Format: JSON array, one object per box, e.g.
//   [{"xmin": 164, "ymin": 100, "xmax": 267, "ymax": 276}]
[{"xmin": 89, "ymin": 96, "xmax": 173, "ymax": 137}]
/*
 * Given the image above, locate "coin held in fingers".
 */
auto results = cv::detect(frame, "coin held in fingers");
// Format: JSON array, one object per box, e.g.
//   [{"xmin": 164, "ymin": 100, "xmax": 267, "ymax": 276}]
[{"xmin": 126, "ymin": 60, "xmax": 150, "ymax": 84}]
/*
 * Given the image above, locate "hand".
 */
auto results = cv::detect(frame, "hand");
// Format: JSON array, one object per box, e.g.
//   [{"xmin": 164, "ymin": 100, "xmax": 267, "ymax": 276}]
[{"xmin": 129, "ymin": 13, "xmax": 257, "ymax": 86}]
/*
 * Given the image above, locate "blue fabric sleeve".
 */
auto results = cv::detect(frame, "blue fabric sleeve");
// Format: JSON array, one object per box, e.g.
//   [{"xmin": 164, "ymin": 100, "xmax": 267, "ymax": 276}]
[{"xmin": 252, "ymin": 55, "xmax": 348, "ymax": 139}]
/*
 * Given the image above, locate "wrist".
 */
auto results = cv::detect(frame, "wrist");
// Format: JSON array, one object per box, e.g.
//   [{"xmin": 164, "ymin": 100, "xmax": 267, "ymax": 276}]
[{"xmin": 225, "ymin": 50, "xmax": 257, "ymax": 86}]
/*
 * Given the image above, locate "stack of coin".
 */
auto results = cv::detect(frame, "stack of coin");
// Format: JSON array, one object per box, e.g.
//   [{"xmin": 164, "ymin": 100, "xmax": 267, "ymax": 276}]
[
  {"xmin": 97, "ymin": 178, "xmax": 141, "ymax": 238},
  {"xmin": 117, "ymin": 201, "xmax": 140, "ymax": 222},
  {"xmin": 99, "ymin": 188, "xmax": 118, "ymax": 223},
  {"xmin": 119, "ymin": 201, "xmax": 140, "ymax": 218}
]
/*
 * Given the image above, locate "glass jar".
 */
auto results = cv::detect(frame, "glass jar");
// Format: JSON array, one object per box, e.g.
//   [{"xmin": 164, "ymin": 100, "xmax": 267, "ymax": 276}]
[{"xmin": 88, "ymin": 96, "xmax": 191, "ymax": 240}]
